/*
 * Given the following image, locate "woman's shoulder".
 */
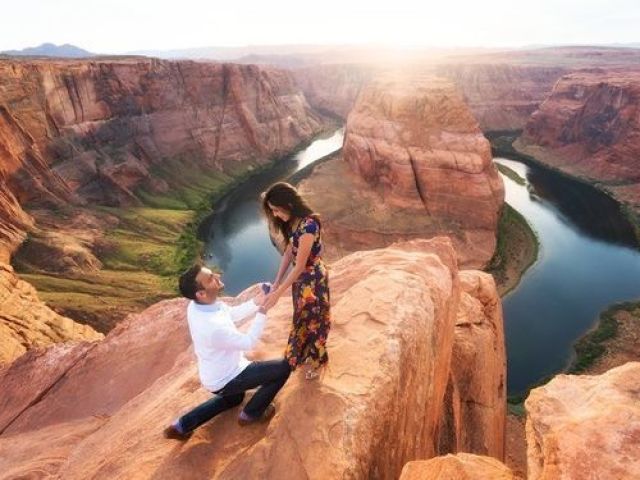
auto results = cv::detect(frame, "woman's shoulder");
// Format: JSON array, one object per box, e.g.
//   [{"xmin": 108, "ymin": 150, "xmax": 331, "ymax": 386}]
[{"xmin": 300, "ymin": 215, "xmax": 320, "ymax": 234}]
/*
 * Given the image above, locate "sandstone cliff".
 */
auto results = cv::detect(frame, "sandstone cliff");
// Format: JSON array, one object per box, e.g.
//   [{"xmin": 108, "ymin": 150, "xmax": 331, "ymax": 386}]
[
  {"xmin": 0, "ymin": 238, "xmax": 506, "ymax": 479},
  {"xmin": 0, "ymin": 58, "xmax": 325, "ymax": 361},
  {"xmin": 0, "ymin": 58, "xmax": 324, "ymax": 208},
  {"xmin": 293, "ymin": 63, "xmax": 567, "ymax": 132},
  {"xmin": 525, "ymin": 362, "xmax": 640, "ymax": 480},
  {"xmin": 293, "ymin": 64, "xmax": 378, "ymax": 119},
  {"xmin": 299, "ymin": 74, "xmax": 504, "ymax": 268},
  {"xmin": 0, "ymin": 262, "xmax": 102, "ymax": 366},
  {"xmin": 435, "ymin": 64, "xmax": 568, "ymax": 131},
  {"xmin": 516, "ymin": 69, "xmax": 640, "ymax": 217}
]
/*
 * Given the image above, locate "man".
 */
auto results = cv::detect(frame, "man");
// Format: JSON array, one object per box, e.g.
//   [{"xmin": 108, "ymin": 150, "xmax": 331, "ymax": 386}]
[{"xmin": 163, "ymin": 264, "xmax": 291, "ymax": 440}]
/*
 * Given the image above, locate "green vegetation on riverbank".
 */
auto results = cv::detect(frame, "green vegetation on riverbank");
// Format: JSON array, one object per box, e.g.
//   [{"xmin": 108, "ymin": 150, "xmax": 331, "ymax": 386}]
[
  {"xmin": 496, "ymin": 163, "xmax": 526, "ymax": 186},
  {"xmin": 486, "ymin": 204, "xmax": 539, "ymax": 296},
  {"xmin": 488, "ymin": 130, "xmax": 640, "ymax": 244},
  {"xmin": 567, "ymin": 301, "xmax": 640, "ymax": 374},
  {"xmin": 488, "ymin": 131, "xmax": 640, "ymax": 419},
  {"xmin": 16, "ymin": 134, "xmax": 333, "ymax": 332}
]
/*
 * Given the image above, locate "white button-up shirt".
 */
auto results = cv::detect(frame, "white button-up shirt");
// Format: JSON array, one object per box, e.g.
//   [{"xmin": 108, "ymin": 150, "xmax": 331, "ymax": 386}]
[{"xmin": 186, "ymin": 299, "xmax": 266, "ymax": 392}]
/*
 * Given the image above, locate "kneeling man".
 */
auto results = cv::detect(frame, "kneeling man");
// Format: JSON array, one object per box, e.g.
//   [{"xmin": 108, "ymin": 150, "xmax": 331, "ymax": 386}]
[{"xmin": 164, "ymin": 264, "xmax": 290, "ymax": 440}]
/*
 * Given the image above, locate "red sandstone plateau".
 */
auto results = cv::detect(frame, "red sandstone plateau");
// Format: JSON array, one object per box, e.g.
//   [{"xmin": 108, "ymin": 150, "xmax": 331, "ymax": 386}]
[
  {"xmin": 0, "ymin": 238, "xmax": 506, "ymax": 479},
  {"xmin": 516, "ymin": 69, "xmax": 640, "ymax": 216},
  {"xmin": 299, "ymin": 74, "xmax": 504, "ymax": 268}
]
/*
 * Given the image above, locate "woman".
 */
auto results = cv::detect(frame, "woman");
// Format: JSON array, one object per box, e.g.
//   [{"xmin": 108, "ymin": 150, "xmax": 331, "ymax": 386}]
[{"xmin": 261, "ymin": 182, "xmax": 330, "ymax": 379}]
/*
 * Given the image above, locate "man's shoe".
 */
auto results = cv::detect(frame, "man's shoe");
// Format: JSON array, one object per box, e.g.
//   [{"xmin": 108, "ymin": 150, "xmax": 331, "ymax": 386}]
[
  {"xmin": 238, "ymin": 403, "xmax": 276, "ymax": 426},
  {"xmin": 163, "ymin": 424, "xmax": 193, "ymax": 441}
]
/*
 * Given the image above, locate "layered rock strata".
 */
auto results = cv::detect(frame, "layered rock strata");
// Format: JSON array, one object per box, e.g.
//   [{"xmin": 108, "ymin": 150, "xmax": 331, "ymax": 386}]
[
  {"xmin": 525, "ymin": 362, "xmax": 640, "ymax": 480},
  {"xmin": 0, "ymin": 238, "xmax": 506, "ymax": 479},
  {"xmin": 300, "ymin": 74, "xmax": 504, "ymax": 268},
  {"xmin": 0, "ymin": 58, "xmax": 323, "ymax": 208},
  {"xmin": 516, "ymin": 70, "xmax": 640, "ymax": 217},
  {"xmin": 0, "ymin": 263, "xmax": 102, "ymax": 366},
  {"xmin": 436, "ymin": 64, "xmax": 568, "ymax": 131},
  {"xmin": 0, "ymin": 58, "xmax": 324, "ymax": 362},
  {"xmin": 293, "ymin": 64, "xmax": 378, "ymax": 119}
]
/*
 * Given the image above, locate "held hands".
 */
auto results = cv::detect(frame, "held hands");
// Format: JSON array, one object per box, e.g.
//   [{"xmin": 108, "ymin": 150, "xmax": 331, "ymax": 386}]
[
  {"xmin": 262, "ymin": 290, "xmax": 281, "ymax": 312},
  {"xmin": 254, "ymin": 283, "xmax": 271, "ymax": 310}
]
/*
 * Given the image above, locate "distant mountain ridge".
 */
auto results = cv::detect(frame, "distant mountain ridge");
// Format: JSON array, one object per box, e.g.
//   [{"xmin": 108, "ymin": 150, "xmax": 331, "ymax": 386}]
[{"xmin": 1, "ymin": 43, "xmax": 94, "ymax": 58}]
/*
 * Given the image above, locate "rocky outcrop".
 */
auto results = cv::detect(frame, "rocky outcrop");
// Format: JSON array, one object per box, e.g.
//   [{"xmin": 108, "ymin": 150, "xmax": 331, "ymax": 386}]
[
  {"xmin": 525, "ymin": 362, "xmax": 640, "ymax": 480},
  {"xmin": 0, "ymin": 263, "xmax": 102, "ymax": 366},
  {"xmin": 516, "ymin": 70, "xmax": 640, "ymax": 215},
  {"xmin": 293, "ymin": 64, "xmax": 377, "ymax": 119},
  {"xmin": 435, "ymin": 64, "xmax": 568, "ymax": 131},
  {"xmin": 443, "ymin": 271, "xmax": 506, "ymax": 459},
  {"xmin": 0, "ymin": 238, "xmax": 506, "ymax": 479},
  {"xmin": 300, "ymin": 74, "xmax": 504, "ymax": 268},
  {"xmin": 399, "ymin": 453, "xmax": 515, "ymax": 480}
]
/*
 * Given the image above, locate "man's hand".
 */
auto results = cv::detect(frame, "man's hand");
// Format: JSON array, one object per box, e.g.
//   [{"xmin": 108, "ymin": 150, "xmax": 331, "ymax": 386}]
[
  {"xmin": 254, "ymin": 283, "xmax": 271, "ymax": 307},
  {"xmin": 262, "ymin": 292, "xmax": 280, "ymax": 312}
]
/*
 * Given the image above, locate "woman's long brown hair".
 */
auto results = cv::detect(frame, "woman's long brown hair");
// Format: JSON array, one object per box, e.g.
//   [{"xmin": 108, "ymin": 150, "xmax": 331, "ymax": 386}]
[{"xmin": 262, "ymin": 182, "xmax": 319, "ymax": 247}]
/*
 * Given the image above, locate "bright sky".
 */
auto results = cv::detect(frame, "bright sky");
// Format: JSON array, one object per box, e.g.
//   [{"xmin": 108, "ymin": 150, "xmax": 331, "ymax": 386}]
[{"xmin": 2, "ymin": 0, "xmax": 639, "ymax": 53}]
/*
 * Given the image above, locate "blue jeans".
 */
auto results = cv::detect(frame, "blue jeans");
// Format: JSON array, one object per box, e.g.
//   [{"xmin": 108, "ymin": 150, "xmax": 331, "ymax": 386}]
[{"xmin": 179, "ymin": 359, "xmax": 291, "ymax": 433}]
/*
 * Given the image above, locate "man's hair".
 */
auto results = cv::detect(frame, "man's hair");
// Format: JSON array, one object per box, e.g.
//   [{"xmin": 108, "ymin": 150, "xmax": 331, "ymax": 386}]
[{"xmin": 179, "ymin": 264, "xmax": 203, "ymax": 300}]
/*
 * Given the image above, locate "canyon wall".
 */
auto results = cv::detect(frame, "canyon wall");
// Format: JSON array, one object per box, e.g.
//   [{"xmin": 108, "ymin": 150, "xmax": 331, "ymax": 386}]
[
  {"xmin": 0, "ymin": 238, "xmax": 506, "ymax": 479},
  {"xmin": 293, "ymin": 64, "xmax": 378, "ymax": 119},
  {"xmin": 516, "ymin": 69, "xmax": 640, "ymax": 218},
  {"xmin": 293, "ymin": 63, "xmax": 567, "ymax": 132},
  {"xmin": 0, "ymin": 58, "xmax": 326, "ymax": 363},
  {"xmin": 435, "ymin": 64, "xmax": 568, "ymax": 131},
  {"xmin": 0, "ymin": 58, "xmax": 324, "ymax": 209},
  {"xmin": 299, "ymin": 73, "xmax": 504, "ymax": 268}
]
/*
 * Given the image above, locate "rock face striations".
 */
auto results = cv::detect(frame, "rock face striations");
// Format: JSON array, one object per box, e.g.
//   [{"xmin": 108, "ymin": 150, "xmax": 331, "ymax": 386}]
[
  {"xmin": 0, "ymin": 58, "xmax": 325, "ymax": 363},
  {"xmin": 293, "ymin": 64, "xmax": 378, "ymax": 119},
  {"xmin": 436, "ymin": 64, "xmax": 568, "ymax": 132},
  {"xmin": 525, "ymin": 362, "xmax": 640, "ymax": 480},
  {"xmin": 0, "ymin": 58, "xmax": 323, "ymax": 208},
  {"xmin": 516, "ymin": 70, "xmax": 640, "ymax": 217},
  {"xmin": 300, "ymin": 74, "xmax": 504, "ymax": 268},
  {"xmin": 0, "ymin": 238, "xmax": 506, "ymax": 479}
]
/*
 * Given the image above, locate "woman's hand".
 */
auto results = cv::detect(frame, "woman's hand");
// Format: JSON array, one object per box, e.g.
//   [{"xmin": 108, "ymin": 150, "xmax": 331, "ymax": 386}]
[{"xmin": 262, "ymin": 290, "xmax": 281, "ymax": 312}]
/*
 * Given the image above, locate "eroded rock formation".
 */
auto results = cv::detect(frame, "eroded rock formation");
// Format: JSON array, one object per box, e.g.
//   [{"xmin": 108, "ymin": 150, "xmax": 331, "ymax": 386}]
[
  {"xmin": 516, "ymin": 69, "xmax": 640, "ymax": 217},
  {"xmin": 525, "ymin": 362, "xmax": 640, "ymax": 480},
  {"xmin": 0, "ymin": 263, "xmax": 102, "ymax": 366},
  {"xmin": 399, "ymin": 453, "xmax": 515, "ymax": 480},
  {"xmin": 436, "ymin": 64, "xmax": 568, "ymax": 131},
  {"xmin": 299, "ymin": 74, "xmax": 504, "ymax": 268},
  {"xmin": 0, "ymin": 58, "xmax": 325, "ymax": 362},
  {"xmin": 0, "ymin": 58, "xmax": 324, "ymax": 208},
  {"xmin": 293, "ymin": 64, "xmax": 377, "ymax": 119},
  {"xmin": 0, "ymin": 238, "xmax": 506, "ymax": 479}
]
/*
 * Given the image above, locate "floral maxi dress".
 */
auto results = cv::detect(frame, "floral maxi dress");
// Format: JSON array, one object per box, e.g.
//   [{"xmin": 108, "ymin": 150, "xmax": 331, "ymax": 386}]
[{"xmin": 284, "ymin": 215, "xmax": 331, "ymax": 370}]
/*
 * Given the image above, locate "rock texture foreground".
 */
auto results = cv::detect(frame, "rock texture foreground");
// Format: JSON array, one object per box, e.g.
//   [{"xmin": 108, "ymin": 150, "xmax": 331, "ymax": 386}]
[
  {"xmin": 525, "ymin": 361, "xmax": 640, "ymax": 480},
  {"xmin": 0, "ymin": 238, "xmax": 505, "ymax": 479},
  {"xmin": 399, "ymin": 453, "xmax": 515, "ymax": 480}
]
